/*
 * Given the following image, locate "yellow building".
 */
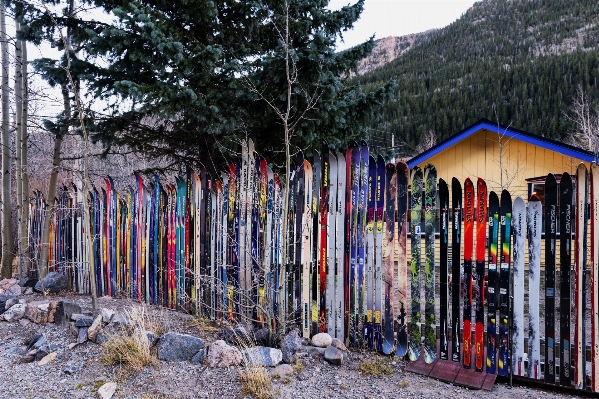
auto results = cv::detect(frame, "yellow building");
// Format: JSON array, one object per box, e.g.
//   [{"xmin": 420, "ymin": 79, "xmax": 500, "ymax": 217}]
[{"xmin": 404, "ymin": 118, "xmax": 596, "ymax": 267}]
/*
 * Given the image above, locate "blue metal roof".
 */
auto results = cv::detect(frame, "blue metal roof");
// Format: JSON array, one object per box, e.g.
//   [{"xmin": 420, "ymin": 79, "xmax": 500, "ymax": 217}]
[{"xmin": 407, "ymin": 119, "xmax": 596, "ymax": 168}]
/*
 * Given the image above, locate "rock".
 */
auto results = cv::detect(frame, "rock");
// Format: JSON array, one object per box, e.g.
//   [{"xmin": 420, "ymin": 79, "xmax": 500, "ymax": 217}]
[
  {"xmin": 25, "ymin": 301, "xmax": 50, "ymax": 324},
  {"xmin": 19, "ymin": 354, "xmax": 36, "ymax": 363},
  {"xmin": 34, "ymin": 272, "xmax": 68, "ymax": 293},
  {"xmin": 206, "ymin": 340, "xmax": 243, "ymax": 368},
  {"xmin": 38, "ymin": 351, "xmax": 57, "ymax": 366},
  {"xmin": 272, "ymin": 364, "xmax": 294, "ymax": 377},
  {"xmin": 88, "ymin": 315, "xmax": 103, "ymax": 342},
  {"xmin": 323, "ymin": 345, "xmax": 343, "ymax": 365},
  {"xmin": 97, "ymin": 382, "xmax": 117, "ymax": 399},
  {"xmin": 4, "ymin": 298, "xmax": 18, "ymax": 309},
  {"xmin": 2, "ymin": 303, "xmax": 26, "ymax": 322},
  {"xmin": 0, "ymin": 278, "xmax": 18, "ymax": 290},
  {"xmin": 331, "ymin": 338, "xmax": 347, "ymax": 351},
  {"xmin": 68, "ymin": 342, "xmax": 78, "ymax": 350},
  {"xmin": 18, "ymin": 277, "xmax": 38, "ymax": 288},
  {"xmin": 191, "ymin": 349, "xmax": 206, "ymax": 365},
  {"xmin": 69, "ymin": 322, "xmax": 79, "ymax": 337},
  {"xmin": 243, "ymin": 346, "xmax": 283, "ymax": 367},
  {"xmin": 100, "ymin": 308, "xmax": 115, "ymax": 323},
  {"xmin": 23, "ymin": 288, "xmax": 33, "ymax": 295},
  {"xmin": 5, "ymin": 284, "xmax": 21, "ymax": 297},
  {"xmin": 0, "ymin": 294, "xmax": 17, "ymax": 314},
  {"xmin": 110, "ymin": 312, "xmax": 132, "ymax": 329},
  {"xmin": 47, "ymin": 301, "xmax": 60, "ymax": 323},
  {"xmin": 18, "ymin": 318, "xmax": 30, "ymax": 327},
  {"xmin": 62, "ymin": 361, "xmax": 82, "ymax": 375},
  {"xmin": 26, "ymin": 334, "xmax": 45, "ymax": 350},
  {"xmin": 75, "ymin": 315, "xmax": 94, "ymax": 327},
  {"xmin": 254, "ymin": 328, "xmax": 270, "ymax": 345},
  {"xmin": 280, "ymin": 330, "xmax": 303, "ymax": 363},
  {"xmin": 310, "ymin": 333, "xmax": 332, "ymax": 348},
  {"xmin": 54, "ymin": 301, "xmax": 82, "ymax": 327},
  {"xmin": 300, "ymin": 345, "xmax": 325, "ymax": 356},
  {"xmin": 78, "ymin": 327, "xmax": 89, "ymax": 344},
  {"xmin": 35, "ymin": 344, "xmax": 59, "ymax": 361},
  {"xmin": 156, "ymin": 332, "xmax": 204, "ymax": 362},
  {"xmin": 218, "ymin": 323, "xmax": 254, "ymax": 345}
]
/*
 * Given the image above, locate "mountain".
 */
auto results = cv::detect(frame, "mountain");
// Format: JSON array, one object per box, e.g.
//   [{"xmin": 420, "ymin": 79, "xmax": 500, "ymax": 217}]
[{"xmin": 352, "ymin": 0, "xmax": 599, "ymax": 157}]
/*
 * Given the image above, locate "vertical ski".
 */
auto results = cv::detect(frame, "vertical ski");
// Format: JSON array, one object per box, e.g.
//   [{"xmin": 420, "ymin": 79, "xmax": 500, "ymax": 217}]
[
  {"xmin": 423, "ymin": 164, "xmax": 437, "ymax": 364},
  {"xmin": 365, "ymin": 155, "xmax": 376, "ymax": 348},
  {"xmin": 408, "ymin": 166, "xmax": 423, "ymax": 361},
  {"xmin": 591, "ymin": 162, "xmax": 599, "ymax": 392},
  {"xmin": 559, "ymin": 172, "xmax": 573, "ymax": 386},
  {"xmin": 545, "ymin": 173, "xmax": 558, "ymax": 383},
  {"xmin": 439, "ymin": 178, "xmax": 449, "ymax": 360},
  {"xmin": 527, "ymin": 194, "xmax": 541, "ymax": 379},
  {"xmin": 463, "ymin": 178, "xmax": 475, "ymax": 369},
  {"xmin": 382, "ymin": 161, "xmax": 395, "ymax": 355},
  {"xmin": 474, "ymin": 178, "xmax": 487, "ymax": 371},
  {"xmin": 575, "ymin": 163, "xmax": 588, "ymax": 389},
  {"xmin": 512, "ymin": 196, "xmax": 526, "ymax": 376},
  {"xmin": 335, "ymin": 153, "xmax": 346, "ymax": 340},
  {"xmin": 452, "ymin": 178, "xmax": 462, "ymax": 363},
  {"xmin": 498, "ymin": 189, "xmax": 512, "ymax": 377},
  {"xmin": 396, "ymin": 161, "xmax": 409, "ymax": 357}
]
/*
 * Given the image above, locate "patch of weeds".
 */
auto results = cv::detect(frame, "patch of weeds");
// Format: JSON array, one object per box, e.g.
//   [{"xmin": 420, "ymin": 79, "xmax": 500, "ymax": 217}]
[
  {"xmin": 92, "ymin": 380, "xmax": 107, "ymax": 390},
  {"xmin": 358, "ymin": 358, "xmax": 393, "ymax": 376},
  {"xmin": 239, "ymin": 366, "xmax": 273, "ymax": 399},
  {"xmin": 75, "ymin": 383, "xmax": 85, "ymax": 390},
  {"xmin": 294, "ymin": 359, "xmax": 304, "ymax": 372},
  {"xmin": 339, "ymin": 384, "xmax": 349, "ymax": 390},
  {"xmin": 399, "ymin": 380, "xmax": 410, "ymax": 388},
  {"xmin": 186, "ymin": 315, "xmax": 220, "ymax": 333},
  {"xmin": 100, "ymin": 306, "xmax": 157, "ymax": 372}
]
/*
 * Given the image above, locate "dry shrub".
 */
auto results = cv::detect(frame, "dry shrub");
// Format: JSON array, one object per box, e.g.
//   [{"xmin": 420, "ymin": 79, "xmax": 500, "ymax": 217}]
[
  {"xmin": 358, "ymin": 357, "xmax": 393, "ymax": 376},
  {"xmin": 239, "ymin": 366, "xmax": 273, "ymax": 399},
  {"xmin": 101, "ymin": 305, "xmax": 158, "ymax": 372}
]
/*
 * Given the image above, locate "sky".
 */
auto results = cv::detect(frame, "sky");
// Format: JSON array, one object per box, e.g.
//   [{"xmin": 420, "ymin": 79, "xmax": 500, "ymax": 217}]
[{"xmin": 329, "ymin": 0, "xmax": 479, "ymax": 51}]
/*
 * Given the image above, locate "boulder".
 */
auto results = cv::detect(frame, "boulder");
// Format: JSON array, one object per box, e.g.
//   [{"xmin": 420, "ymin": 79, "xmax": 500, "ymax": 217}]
[
  {"xmin": 280, "ymin": 330, "xmax": 303, "ymax": 363},
  {"xmin": 243, "ymin": 346, "xmax": 282, "ymax": 367},
  {"xmin": 87, "ymin": 315, "xmax": 103, "ymax": 342},
  {"xmin": 46, "ymin": 301, "xmax": 60, "ymax": 323},
  {"xmin": 34, "ymin": 272, "xmax": 68, "ymax": 293},
  {"xmin": 97, "ymin": 382, "xmax": 117, "ymax": 399},
  {"xmin": 110, "ymin": 312, "xmax": 132, "ymax": 329},
  {"xmin": 38, "ymin": 351, "xmax": 57, "ymax": 366},
  {"xmin": 310, "ymin": 333, "xmax": 332, "ymax": 348},
  {"xmin": 300, "ymin": 345, "xmax": 325, "ymax": 356},
  {"xmin": 156, "ymin": 332, "xmax": 204, "ymax": 362},
  {"xmin": 4, "ymin": 298, "xmax": 18, "ymax": 309},
  {"xmin": 219, "ymin": 323, "xmax": 254, "ymax": 345},
  {"xmin": 26, "ymin": 334, "xmax": 45, "ymax": 350},
  {"xmin": 323, "ymin": 345, "xmax": 343, "ymax": 366},
  {"xmin": 77, "ymin": 327, "xmax": 89, "ymax": 344},
  {"xmin": 54, "ymin": 301, "xmax": 82, "ymax": 327},
  {"xmin": 0, "ymin": 294, "xmax": 17, "ymax": 314},
  {"xmin": 100, "ymin": 308, "xmax": 115, "ymax": 323},
  {"xmin": 331, "ymin": 338, "xmax": 347, "ymax": 351},
  {"xmin": 206, "ymin": 340, "xmax": 243, "ymax": 368},
  {"xmin": 254, "ymin": 328, "xmax": 270, "ymax": 345},
  {"xmin": 18, "ymin": 277, "xmax": 38, "ymax": 288},
  {"xmin": 0, "ymin": 278, "xmax": 18, "ymax": 290},
  {"xmin": 4, "ymin": 284, "xmax": 21, "ymax": 297},
  {"xmin": 75, "ymin": 315, "xmax": 94, "ymax": 327},
  {"xmin": 2, "ymin": 303, "xmax": 26, "ymax": 322},
  {"xmin": 25, "ymin": 301, "xmax": 50, "ymax": 324},
  {"xmin": 35, "ymin": 344, "xmax": 59, "ymax": 361},
  {"xmin": 191, "ymin": 349, "xmax": 206, "ymax": 365}
]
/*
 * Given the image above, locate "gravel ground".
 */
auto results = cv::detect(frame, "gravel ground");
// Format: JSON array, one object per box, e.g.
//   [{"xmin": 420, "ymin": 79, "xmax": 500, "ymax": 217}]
[{"xmin": 0, "ymin": 293, "xmax": 588, "ymax": 399}]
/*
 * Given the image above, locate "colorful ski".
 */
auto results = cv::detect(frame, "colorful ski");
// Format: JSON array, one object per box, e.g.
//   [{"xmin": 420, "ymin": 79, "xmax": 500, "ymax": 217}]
[
  {"xmin": 452, "ymin": 178, "xmax": 462, "ymax": 363},
  {"xmin": 365, "ymin": 155, "xmax": 376, "ymax": 348},
  {"xmin": 374, "ymin": 156, "xmax": 385, "ymax": 352},
  {"xmin": 498, "ymin": 189, "xmax": 512, "ymax": 377},
  {"xmin": 408, "ymin": 166, "xmax": 423, "ymax": 361},
  {"xmin": 559, "ymin": 172, "xmax": 572, "ymax": 386},
  {"xmin": 527, "ymin": 194, "xmax": 541, "ymax": 379},
  {"xmin": 302, "ymin": 160, "xmax": 313, "ymax": 338},
  {"xmin": 423, "ymin": 164, "xmax": 437, "ymax": 364},
  {"xmin": 335, "ymin": 153, "xmax": 346, "ymax": 340},
  {"xmin": 327, "ymin": 154, "xmax": 338, "ymax": 336},
  {"xmin": 474, "ymin": 178, "xmax": 487, "ymax": 371},
  {"xmin": 312, "ymin": 151, "xmax": 321, "ymax": 336},
  {"xmin": 545, "ymin": 173, "xmax": 557, "ymax": 383},
  {"xmin": 382, "ymin": 161, "xmax": 395, "ymax": 355},
  {"xmin": 575, "ymin": 163, "xmax": 588, "ymax": 389},
  {"xmin": 349, "ymin": 145, "xmax": 360, "ymax": 346},
  {"xmin": 512, "ymin": 196, "xmax": 525, "ymax": 377},
  {"xmin": 439, "ymin": 178, "xmax": 449, "ymax": 360},
  {"xmin": 463, "ymin": 178, "xmax": 474, "ymax": 369},
  {"xmin": 319, "ymin": 143, "xmax": 329, "ymax": 333},
  {"xmin": 396, "ymin": 161, "xmax": 409, "ymax": 358},
  {"xmin": 591, "ymin": 162, "xmax": 599, "ymax": 392},
  {"xmin": 486, "ymin": 191, "xmax": 499, "ymax": 373}
]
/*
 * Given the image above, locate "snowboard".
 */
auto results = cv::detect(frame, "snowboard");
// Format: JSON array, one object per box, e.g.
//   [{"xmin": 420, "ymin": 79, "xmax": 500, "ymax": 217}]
[
  {"xmin": 423, "ymin": 164, "xmax": 437, "ymax": 364},
  {"xmin": 474, "ymin": 178, "xmax": 487, "ymax": 371},
  {"xmin": 498, "ymin": 189, "xmax": 512, "ymax": 377},
  {"xmin": 527, "ymin": 194, "xmax": 541, "ymax": 379},
  {"xmin": 396, "ymin": 161, "xmax": 409, "ymax": 358},
  {"xmin": 512, "ymin": 196, "xmax": 526, "ymax": 377},
  {"xmin": 439, "ymin": 178, "xmax": 449, "ymax": 360},
  {"xmin": 463, "ymin": 178, "xmax": 474, "ymax": 369},
  {"xmin": 545, "ymin": 173, "xmax": 558, "ymax": 383},
  {"xmin": 486, "ymin": 191, "xmax": 499, "ymax": 374},
  {"xmin": 452, "ymin": 178, "xmax": 462, "ymax": 363},
  {"xmin": 559, "ymin": 172, "xmax": 573, "ymax": 386},
  {"xmin": 574, "ymin": 163, "xmax": 588, "ymax": 389},
  {"xmin": 408, "ymin": 166, "xmax": 423, "ymax": 361},
  {"xmin": 382, "ymin": 161, "xmax": 395, "ymax": 355}
]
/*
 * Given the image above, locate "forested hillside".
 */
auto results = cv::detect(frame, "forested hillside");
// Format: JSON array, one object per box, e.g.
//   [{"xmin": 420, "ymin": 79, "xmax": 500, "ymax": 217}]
[{"xmin": 353, "ymin": 0, "xmax": 599, "ymax": 156}]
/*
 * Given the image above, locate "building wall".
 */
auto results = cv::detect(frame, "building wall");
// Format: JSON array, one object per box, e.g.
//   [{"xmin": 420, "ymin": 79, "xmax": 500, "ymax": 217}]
[{"xmin": 403, "ymin": 128, "xmax": 591, "ymax": 271}]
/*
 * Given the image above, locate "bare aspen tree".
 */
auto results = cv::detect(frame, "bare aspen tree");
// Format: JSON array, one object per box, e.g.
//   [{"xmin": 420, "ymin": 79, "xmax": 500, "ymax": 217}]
[
  {"xmin": 567, "ymin": 85, "xmax": 599, "ymax": 158},
  {"xmin": 0, "ymin": 2, "xmax": 14, "ymax": 277},
  {"xmin": 20, "ymin": 32, "xmax": 30, "ymax": 277}
]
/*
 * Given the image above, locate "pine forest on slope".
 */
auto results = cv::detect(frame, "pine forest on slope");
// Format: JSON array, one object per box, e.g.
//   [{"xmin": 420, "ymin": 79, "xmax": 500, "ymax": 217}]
[{"xmin": 352, "ymin": 0, "xmax": 599, "ymax": 157}]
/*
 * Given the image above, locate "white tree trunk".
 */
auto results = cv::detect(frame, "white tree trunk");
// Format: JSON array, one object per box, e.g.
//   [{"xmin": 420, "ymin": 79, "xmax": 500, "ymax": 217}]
[
  {"xmin": 20, "ymin": 38, "xmax": 30, "ymax": 276},
  {"xmin": 0, "ymin": 3, "xmax": 14, "ymax": 277}
]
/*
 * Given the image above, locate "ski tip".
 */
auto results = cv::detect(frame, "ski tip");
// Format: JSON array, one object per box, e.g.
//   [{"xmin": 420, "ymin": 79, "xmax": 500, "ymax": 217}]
[{"xmin": 529, "ymin": 194, "xmax": 540, "ymax": 202}]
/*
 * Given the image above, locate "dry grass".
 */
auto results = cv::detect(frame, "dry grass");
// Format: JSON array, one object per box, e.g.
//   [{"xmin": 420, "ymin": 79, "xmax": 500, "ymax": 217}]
[
  {"xmin": 239, "ymin": 366, "xmax": 273, "ymax": 399},
  {"xmin": 358, "ymin": 357, "xmax": 394, "ymax": 376},
  {"xmin": 399, "ymin": 380, "xmax": 410, "ymax": 388},
  {"xmin": 101, "ymin": 305, "xmax": 159, "ymax": 372}
]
